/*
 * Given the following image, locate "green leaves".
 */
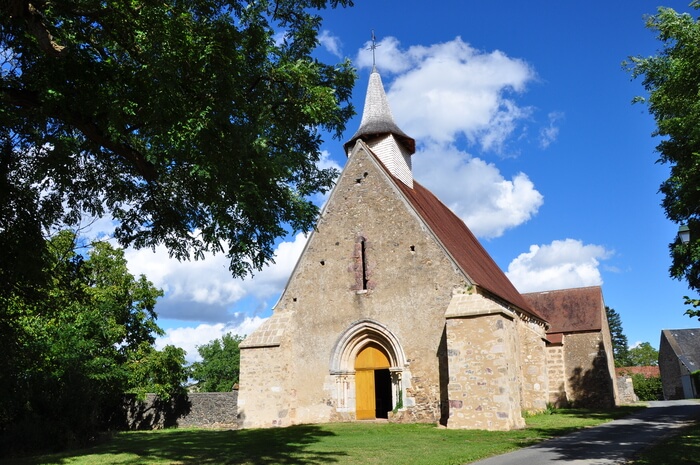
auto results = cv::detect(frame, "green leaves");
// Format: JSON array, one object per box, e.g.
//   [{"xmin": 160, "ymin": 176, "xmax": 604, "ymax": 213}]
[
  {"xmin": 0, "ymin": 231, "xmax": 186, "ymax": 453},
  {"xmin": 1, "ymin": 0, "xmax": 355, "ymax": 283},
  {"xmin": 627, "ymin": 4, "xmax": 700, "ymax": 295},
  {"xmin": 190, "ymin": 333, "xmax": 244, "ymax": 392}
]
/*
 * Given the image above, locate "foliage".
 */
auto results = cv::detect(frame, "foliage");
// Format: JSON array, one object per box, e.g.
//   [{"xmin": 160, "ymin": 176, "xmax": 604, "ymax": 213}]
[
  {"xmin": 606, "ymin": 306, "xmax": 630, "ymax": 366},
  {"xmin": 190, "ymin": 333, "xmax": 244, "ymax": 392},
  {"xmin": 684, "ymin": 296, "xmax": 700, "ymax": 321},
  {"xmin": 625, "ymin": 2, "xmax": 700, "ymax": 293},
  {"xmin": 0, "ymin": 0, "xmax": 355, "ymax": 293},
  {"xmin": 5, "ymin": 407, "xmax": 644, "ymax": 465},
  {"xmin": 628, "ymin": 342, "xmax": 660, "ymax": 367},
  {"xmin": 630, "ymin": 374, "xmax": 664, "ymax": 401},
  {"xmin": 692, "ymin": 370, "xmax": 700, "ymax": 394},
  {"xmin": 0, "ymin": 231, "xmax": 187, "ymax": 455}
]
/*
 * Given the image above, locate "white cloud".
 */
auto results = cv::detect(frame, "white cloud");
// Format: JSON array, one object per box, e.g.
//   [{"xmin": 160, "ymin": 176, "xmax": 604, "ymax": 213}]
[
  {"xmin": 506, "ymin": 239, "xmax": 614, "ymax": 293},
  {"xmin": 124, "ymin": 232, "xmax": 308, "ymax": 322},
  {"xmin": 155, "ymin": 317, "xmax": 266, "ymax": 364},
  {"xmin": 318, "ymin": 30, "xmax": 342, "ymax": 57},
  {"xmin": 354, "ymin": 36, "xmax": 545, "ymax": 238},
  {"xmin": 539, "ymin": 111, "xmax": 564, "ymax": 148},
  {"xmin": 414, "ymin": 143, "xmax": 543, "ymax": 238},
  {"xmin": 357, "ymin": 36, "xmax": 536, "ymax": 151}
]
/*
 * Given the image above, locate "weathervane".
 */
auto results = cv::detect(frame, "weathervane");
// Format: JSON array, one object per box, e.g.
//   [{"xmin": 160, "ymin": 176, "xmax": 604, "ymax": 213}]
[{"xmin": 368, "ymin": 30, "xmax": 380, "ymax": 71}]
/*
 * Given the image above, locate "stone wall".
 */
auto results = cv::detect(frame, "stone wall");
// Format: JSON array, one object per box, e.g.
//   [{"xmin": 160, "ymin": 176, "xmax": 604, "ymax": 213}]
[
  {"xmin": 546, "ymin": 344, "xmax": 567, "ymax": 406},
  {"xmin": 616, "ymin": 376, "xmax": 638, "ymax": 404},
  {"xmin": 445, "ymin": 292, "xmax": 525, "ymax": 431},
  {"xmin": 239, "ymin": 144, "xmax": 470, "ymax": 428},
  {"xmin": 123, "ymin": 392, "xmax": 238, "ymax": 430},
  {"xmin": 563, "ymin": 332, "xmax": 616, "ymax": 407},
  {"xmin": 518, "ymin": 318, "xmax": 548, "ymax": 412},
  {"xmin": 659, "ymin": 331, "xmax": 684, "ymax": 400}
]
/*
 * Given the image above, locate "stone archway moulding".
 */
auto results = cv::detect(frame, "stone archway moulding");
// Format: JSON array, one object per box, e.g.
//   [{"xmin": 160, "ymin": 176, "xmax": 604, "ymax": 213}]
[{"xmin": 330, "ymin": 319, "xmax": 407, "ymax": 374}]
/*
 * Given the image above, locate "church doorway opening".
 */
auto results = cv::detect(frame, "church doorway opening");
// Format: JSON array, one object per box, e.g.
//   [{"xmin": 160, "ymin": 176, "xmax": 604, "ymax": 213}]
[{"xmin": 355, "ymin": 343, "xmax": 392, "ymax": 419}]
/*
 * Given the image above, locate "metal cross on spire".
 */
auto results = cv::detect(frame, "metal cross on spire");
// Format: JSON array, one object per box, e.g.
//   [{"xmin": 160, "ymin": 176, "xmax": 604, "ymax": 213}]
[{"xmin": 368, "ymin": 30, "xmax": 380, "ymax": 71}]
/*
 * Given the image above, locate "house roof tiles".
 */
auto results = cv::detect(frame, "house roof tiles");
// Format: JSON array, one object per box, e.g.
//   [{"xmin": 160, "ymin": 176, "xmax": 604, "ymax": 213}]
[{"xmin": 522, "ymin": 286, "xmax": 604, "ymax": 334}]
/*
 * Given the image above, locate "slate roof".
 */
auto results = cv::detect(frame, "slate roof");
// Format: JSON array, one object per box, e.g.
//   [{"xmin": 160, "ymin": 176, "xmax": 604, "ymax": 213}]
[
  {"xmin": 390, "ymin": 173, "xmax": 544, "ymax": 321},
  {"xmin": 521, "ymin": 286, "xmax": 604, "ymax": 334},
  {"xmin": 662, "ymin": 328, "xmax": 700, "ymax": 373}
]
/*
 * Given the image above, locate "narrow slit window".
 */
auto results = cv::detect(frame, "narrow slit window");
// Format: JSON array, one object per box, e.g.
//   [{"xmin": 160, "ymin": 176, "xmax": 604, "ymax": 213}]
[{"xmin": 361, "ymin": 239, "xmax": 368, "ymax": 290}]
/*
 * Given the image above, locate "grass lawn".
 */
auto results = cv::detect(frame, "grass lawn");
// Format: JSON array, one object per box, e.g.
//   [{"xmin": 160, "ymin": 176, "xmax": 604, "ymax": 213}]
[
  {"xmin": 628, "ymin": 420, "xmax": 700, "ymax": 465},
  {"xmin": 6, "ymin": 406, "xmax": 643, "ymax": 465}
]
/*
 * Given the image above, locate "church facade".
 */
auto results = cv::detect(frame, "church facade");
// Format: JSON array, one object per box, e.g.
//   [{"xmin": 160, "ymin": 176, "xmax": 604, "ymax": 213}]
[{"xmin": 237, "ymin": 69, "xmax": 616, "ymax": 430}]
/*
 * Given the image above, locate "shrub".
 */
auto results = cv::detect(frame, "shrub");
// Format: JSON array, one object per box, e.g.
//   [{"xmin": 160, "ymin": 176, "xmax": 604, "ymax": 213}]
[
  {"xmin": 631, "ymin": 374, "xmax": 663, "ymax": 401},
  {"xmin": 692, "ymin": 370, "xmax": 700, "ymax": 397}
]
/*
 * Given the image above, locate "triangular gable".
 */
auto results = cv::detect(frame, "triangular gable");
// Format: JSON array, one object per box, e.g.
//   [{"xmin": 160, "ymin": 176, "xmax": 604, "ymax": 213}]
[
  {"xmin": 351, "ymin": 141, "xmax": 543, "ymax": 321},
  {"xmin": 662, "ymin": 328, "xmax": 700, "ymax": 372}
]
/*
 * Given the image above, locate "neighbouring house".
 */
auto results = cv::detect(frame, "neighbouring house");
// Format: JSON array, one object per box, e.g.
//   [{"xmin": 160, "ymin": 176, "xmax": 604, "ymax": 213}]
[
  {"xmin": 237, "ymin": 69, "xmax": 617, "ymax": 431},
  {"xmin": 521, "ymin": 287, "xmax": 619, "ymax": 408},
  {"xmin": 659, "ymin": 328, "xmax": 700, "ymax": 399}
]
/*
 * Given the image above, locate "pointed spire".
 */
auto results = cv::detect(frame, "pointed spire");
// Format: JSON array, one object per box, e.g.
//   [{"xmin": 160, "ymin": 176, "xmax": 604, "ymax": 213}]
[{"xmin": 343, "ymin": 69, "xmax": 415, "ymax": 155}]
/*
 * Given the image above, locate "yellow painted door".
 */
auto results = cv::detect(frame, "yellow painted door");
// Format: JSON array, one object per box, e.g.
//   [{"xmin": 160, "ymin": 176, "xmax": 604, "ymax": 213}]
[
  {"xmin": 355, "ymin": 369, "xmax": 375, "ymax": 419},
  {"xmin": 355, "ymin": 344, "xmax": 390, "ymax": 420}
]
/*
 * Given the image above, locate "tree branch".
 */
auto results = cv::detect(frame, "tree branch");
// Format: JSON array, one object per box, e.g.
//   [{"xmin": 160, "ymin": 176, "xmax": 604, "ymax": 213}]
[{"xmin": 2, "ymin": 87, "xmax": 158, "ymax": 182}]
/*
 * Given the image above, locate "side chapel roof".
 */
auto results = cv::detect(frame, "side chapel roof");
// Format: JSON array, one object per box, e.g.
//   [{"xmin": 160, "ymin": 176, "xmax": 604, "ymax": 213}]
[{"xmin": 521, "ymin": 286, "xmax": 604, "ymax": 334}]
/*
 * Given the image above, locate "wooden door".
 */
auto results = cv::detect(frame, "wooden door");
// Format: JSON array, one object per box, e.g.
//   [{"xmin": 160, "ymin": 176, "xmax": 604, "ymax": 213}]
[
  {"xmin": 355, "ymin": 369, "xmax": 375, "ymax": 419},
  {"xmin": 355, "ymin": 344, "xmax": 390, "ymax": 420}
]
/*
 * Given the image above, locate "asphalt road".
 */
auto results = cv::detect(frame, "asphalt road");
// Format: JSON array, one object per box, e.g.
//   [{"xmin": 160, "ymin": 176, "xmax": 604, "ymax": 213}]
[{"xmin": 470, "ymin": 400, "xmax": 700, "ymax": 465}]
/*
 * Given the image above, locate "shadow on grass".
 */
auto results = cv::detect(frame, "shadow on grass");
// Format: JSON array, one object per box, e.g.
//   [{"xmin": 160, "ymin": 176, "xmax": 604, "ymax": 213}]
[{"xmin": 12, "ymin": 425, "xmax": 344, "ymax": 465}]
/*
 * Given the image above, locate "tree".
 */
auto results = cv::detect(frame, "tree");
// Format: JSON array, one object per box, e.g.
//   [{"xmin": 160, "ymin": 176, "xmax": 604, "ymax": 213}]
[
  {"xmin": 626, "ymin": 3, "xmax": 700, "ymax": 296},
  {"xmin": 605, "ymin": 306, "xmax": 630, "ymax": 367},
  {"xmin": 0, "ymin": 231, "xmax": 187, "ymax": 454},
  {"xmin": 0, "ymin": 0, "xmax": 355, "ymax": 293},
  {"xmin": 627, "ymin": 342, "xmax": 660, "ymax": 367},
  {"xmin": 190, "ymin": 333, "xmax": 244, "ymax": 392}
]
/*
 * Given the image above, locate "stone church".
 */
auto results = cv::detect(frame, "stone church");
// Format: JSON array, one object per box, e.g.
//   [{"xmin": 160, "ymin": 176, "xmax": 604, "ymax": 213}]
[{"xmin": 238, "ymin": 68, "xmax": 615, "ymax": 430}]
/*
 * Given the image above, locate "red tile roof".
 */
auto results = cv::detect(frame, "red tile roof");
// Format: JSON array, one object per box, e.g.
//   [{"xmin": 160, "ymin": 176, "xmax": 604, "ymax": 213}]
[
  {"xmin": 392, "ymin": 176, "xmax": 545, "ymax": 321},
  {"xmin": 522, "ymin": 286, "xmax": 603, "ymax": 334},
  {"xmin": 615, "ymin": 366, "xmax": 660, "ymax": 378}
]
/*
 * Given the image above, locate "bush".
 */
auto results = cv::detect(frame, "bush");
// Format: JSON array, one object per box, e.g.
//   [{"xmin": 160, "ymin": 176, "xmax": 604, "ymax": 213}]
[
  {"xmin": 631, "ymin": 374, "xmax": 663, "ymax": 401},
  {"xmin": 692, "ymin": 370, "xmax": 700, "ymax": 397}
]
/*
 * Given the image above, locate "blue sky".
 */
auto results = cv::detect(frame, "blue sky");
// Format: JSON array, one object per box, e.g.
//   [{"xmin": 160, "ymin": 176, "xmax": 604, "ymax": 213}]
[{"xmin": 114, "ymin": 1, "xmax": 700, "ymax": 362}]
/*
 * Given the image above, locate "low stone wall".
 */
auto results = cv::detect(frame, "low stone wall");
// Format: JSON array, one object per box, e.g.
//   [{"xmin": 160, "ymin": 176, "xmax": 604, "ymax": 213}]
[
  {"xmin": 616, "ymin": 376, "xmax": 638, "ymax": 404},
  {"xmin": 123, "ymin": 392, "xmax": 238, "ymax": 430}
]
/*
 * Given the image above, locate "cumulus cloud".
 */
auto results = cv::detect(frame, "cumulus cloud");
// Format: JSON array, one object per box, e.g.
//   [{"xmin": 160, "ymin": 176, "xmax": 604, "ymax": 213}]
[
  {"xmin": 506, "ymin": 239, "xmax": 614, "ymax": 293},
  {"xmin": 357, "ymin": 36, "xmax": 536, "ymax": 151},
  {"xmin": 155, "ymin": 316, "xmax": 266, "ymax": 363},
  {"xmin": 124, "ymin": 232, "xmax": 308, "ymax": 322},
  {"xmin": 539, "ymin": 111, "xmax": 564, "ymax": 148},
  {"xmin": 353, "ymin": 36, "xmax": 546, "ymax": 238},
  {"xmin": 318, "ymin": 30, "xmax": 342, "ymax": 57},
  {"xmin": 413, "ymin": 143, "xmax": 543, "ymax": 238}
]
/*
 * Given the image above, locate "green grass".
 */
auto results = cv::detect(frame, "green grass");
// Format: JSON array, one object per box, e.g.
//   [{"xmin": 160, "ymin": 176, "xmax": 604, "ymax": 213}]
[
  {"xmin": 6, "ymin": 406, "xmax": 643, "ymax": 465},
  {"xmin": 628, "ymin": 420, "xmax": 700, "ymax": 465}
]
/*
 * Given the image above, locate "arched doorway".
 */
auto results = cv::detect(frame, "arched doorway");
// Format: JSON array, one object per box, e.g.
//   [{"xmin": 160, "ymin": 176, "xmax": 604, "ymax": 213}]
[
  {"xmin": 355, "ymin": 343, "xmax": 392, "ymax": 419},
  {"xmin": 329, "ymin": 319, "xmax": 407, "ymax": 420}
]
